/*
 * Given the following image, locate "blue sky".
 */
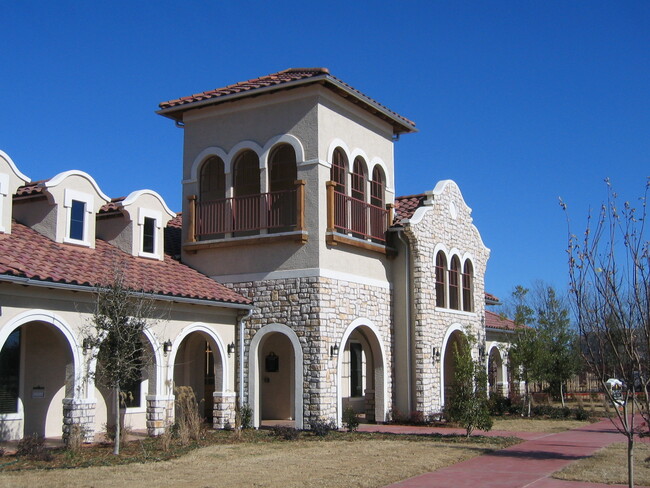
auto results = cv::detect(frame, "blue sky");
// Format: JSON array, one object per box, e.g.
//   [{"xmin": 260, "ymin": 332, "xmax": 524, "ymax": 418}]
[{"xmin": 1, "ymin": 1, "xmax": 648, "ymax": 303}]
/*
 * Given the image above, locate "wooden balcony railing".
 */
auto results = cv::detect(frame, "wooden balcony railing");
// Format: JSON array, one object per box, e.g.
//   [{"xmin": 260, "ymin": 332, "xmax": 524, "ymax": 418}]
[
  {"xmin": 187, "ymin": 180, "xmax": 305, "ymax": 242},
  {"xmin": 326, "ymin": 181, "xmax": 392, "ymax": 245}
]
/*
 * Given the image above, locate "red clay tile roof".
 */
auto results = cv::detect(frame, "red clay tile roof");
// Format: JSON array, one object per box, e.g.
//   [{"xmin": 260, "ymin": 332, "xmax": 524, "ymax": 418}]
[
  {"xmin": 158, "ymin": 68, "xmax": 416, "ymax": 134},
  {"xmin": 164, "ymin": 213, "xmax": 182, "ymax": 258},
  {"xmin": 485, "ymin": 310, "xmax": 523, "ymax": 331},
  {"xmin": 99, "ymin": 197, "xmax": 126, "ymax": 214},
  {"xmin": 393, "ymin": 194, "xmax": 427, "ymax": 224},
  {"xmin": 15, "ymin": 181, "xmax": 47, "ymax": 198},
  {"xmin": 484, "ymin": 292, "xmax": 501, "ymax": 304},
  {"xmin": 0, "ymin": 220, "xmax": 249, "ymax": 306}
]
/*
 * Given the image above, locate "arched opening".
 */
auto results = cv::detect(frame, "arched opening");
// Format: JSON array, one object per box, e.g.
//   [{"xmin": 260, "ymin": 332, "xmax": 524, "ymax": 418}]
[
  {"xmin": 197, "ymin": 156, "xmax": 226, "ymax": 239},
  {"xmin": 370, "ymin": 166, "xmax": 386, "ymax": 242},
  {"xmin": 488, "ymin": 347, "xmax": 504, "ymax": 396},
  {"xmin": 330, "ymin": 148, "xmax": 348, "ymax": 233},
  {"xmin": 232, "ymin": 150, "xmax": 261, "ymax": 235},
  {"xmin": 449, "ymin": 256, "xmax": 461, "ymax": 310},
  {"xmin": 173, "ymin": 332, "xmax": 224, "ymax": 421},
  {"xmin": 268, "ymin": 144, "xmax": 297, "ymax": 232},
  {"xmin": 350, "ymin": 157, "xmax": 367, "ymax": 238},
  {"xmin": 337, "ymin": 322, "xmax": 386, "ymax": 425},
  {"xmin": 258, "ymin": 332, "xmax": 295, "ymax": 425},
  {"xmin": 442, "ymin": 329, "xmax": 468, "ymax": 408},
  {"xmin": 435, "ymin": 251, "xmax": 447, "ymax": 308},
  {"xmin": 462, "ymin": 260, "xmax": 474, "ymax": 312},
  {"xmin": 0, "ymin": 321, "xmax": 74, "ymax": 438}
]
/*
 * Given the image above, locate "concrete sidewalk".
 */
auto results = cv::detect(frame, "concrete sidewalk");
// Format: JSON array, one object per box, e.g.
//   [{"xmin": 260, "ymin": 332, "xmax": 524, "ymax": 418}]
[{"xmin": 379, "ymin": 419, "xmax": 644, "ymax": 488}]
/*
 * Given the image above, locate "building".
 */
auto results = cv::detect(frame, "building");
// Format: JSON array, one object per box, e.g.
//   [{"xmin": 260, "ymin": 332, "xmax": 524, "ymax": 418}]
[{"xmin": 0, "ymin": 68, "xmax": 515, "ymax": 441}]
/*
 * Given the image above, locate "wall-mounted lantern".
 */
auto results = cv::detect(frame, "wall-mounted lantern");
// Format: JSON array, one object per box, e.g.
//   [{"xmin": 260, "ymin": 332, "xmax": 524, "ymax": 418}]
[
  {"xmin": 432, "ymin": 346, "xmax": 440, "ymax": 363},
  {"xmin": 163, "ymin": 340, "xmax": 173, "ymax": 355},
  {"xmin": 227, "ymin": 342, "xmax": 236, "ymax": 356},
  {"xmin": 479, "ymin": 346, "xmax": 486, "ymax": 361},
  {"xmin": 82, "ymin": 338, "xmax": 92, "ymax": 354},
  {"xmin": 330, "ymin": 343, "xmax": 339, "ymax": 357},
  {"xmin": 265, "ymin": 351, "xmax": 279, "ymax": 372}
]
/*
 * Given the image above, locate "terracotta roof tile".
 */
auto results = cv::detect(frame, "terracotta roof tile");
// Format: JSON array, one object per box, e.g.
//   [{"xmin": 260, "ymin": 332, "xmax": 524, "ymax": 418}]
[
  {"xmin": 159, "ymin": 68, "xmax": 416, "ymax": 132},
  {"xmin": 485, "ymin": 310, "xmax": 524, "ymax": 331},
  {"xmin": 0, "ymin": 220, "xmax": 249, "ymax": 305},
  {"xmin": 15, "ymin": 180, "xmax": 47, "ymax": 197},
  {"xmin": 164, "ymin": 212, "xmax": 182, "ymax": 258},
  {"xmin": 484, "ymin": 292, "xmax": 501, "ymax": 304},
  {"xmin": 99, "ymin": 197, "xmax": 125, "ymax": 214},
  {"xmin": 393, "ymin": 194, "xmax": 427, "ymax": 224}
]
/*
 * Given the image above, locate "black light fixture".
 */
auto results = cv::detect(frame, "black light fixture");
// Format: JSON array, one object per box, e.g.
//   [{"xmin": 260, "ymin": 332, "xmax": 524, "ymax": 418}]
[
  {"xmin": 330, "ymin": 343, "xmax": 339, "ymax": 357},
  {"xmin": 432, "ymin": 346, "xmax": 440, "ymax": 363},
  {"xmin": 479, "ymin": 346, "xmax": 486, "ymax": 361},
  {"xmin": 227, "ymin": 342, "xmax": 235, "ymax": 356},
  {"xmin": 163, "ymin": 340, "xmax": 173, "ymax": 355},
  {"xmin": 82, "ymin": 338, "xmax": 92, "ymax": 353}
]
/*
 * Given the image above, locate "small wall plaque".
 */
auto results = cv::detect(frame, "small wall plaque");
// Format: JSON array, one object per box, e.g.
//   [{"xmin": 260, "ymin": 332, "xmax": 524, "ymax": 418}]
[{"xmin": 32, "ymin": 386, "xmax": 45, "ymax": 398}]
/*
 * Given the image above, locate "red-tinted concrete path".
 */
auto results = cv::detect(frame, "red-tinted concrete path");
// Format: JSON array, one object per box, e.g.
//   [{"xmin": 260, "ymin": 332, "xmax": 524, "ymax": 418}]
[{"xmin": 371, "ymin": 419, "xmax": 646, "ymax": 488}]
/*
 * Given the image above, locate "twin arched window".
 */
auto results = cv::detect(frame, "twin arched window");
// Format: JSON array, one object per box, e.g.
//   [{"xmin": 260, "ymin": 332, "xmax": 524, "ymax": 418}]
[{"xmin": 434, "ymin": 251, "xmax": 474, "ymax": 312}]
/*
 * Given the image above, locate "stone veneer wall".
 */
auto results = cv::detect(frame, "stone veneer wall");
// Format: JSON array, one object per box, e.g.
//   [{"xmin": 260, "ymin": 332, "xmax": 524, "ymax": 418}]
[
  {"xmin": 225, "ymin": 275, "xmax": 392, "ymax": 425},
  {"xmin": 62, "ymin": 398, "xmax": 96, "ymax": 442},
  {"xmin": 402, "ymin": 181, "xmax": 490, "ymax": 416}
]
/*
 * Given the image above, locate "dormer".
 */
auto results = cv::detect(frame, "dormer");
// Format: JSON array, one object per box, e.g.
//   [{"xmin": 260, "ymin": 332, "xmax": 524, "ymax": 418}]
[
  {"xmin": 12, "ymin": 170, "xmax": 109, "ymax": 248},
  {"xmin": 96, "ymin": 190, "xmax": 175, "ymax": 261},
  {"xmin": 0, "ymin": 150, "xmax": 30, "ymax": 234}
]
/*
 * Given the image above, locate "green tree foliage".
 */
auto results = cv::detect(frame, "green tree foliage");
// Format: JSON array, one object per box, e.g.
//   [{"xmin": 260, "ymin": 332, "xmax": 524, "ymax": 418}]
[
  {"xmin": 84, "ymin": 266, "xmax": 157, "ymax": 455},
  {"xmin": 446, "ymin": 335, "xmax": 493, "ymax": 437}
]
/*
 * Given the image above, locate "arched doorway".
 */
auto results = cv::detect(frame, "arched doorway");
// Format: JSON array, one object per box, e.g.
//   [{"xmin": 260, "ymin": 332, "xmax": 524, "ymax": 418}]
[
  {"xmin": 172, "ymin": 331, "xmax": 225, "ymax": 421},
  {"xmin": 0, "ymin": 318, "xmax": 76, "ymax": 439},
  {"xmin": 488, "ymin": 346, "xmax": 504, "ymax": 396},
  {"xmin": 337, "ymin": 321, "xmax": 387, "ymax": 425},
  {"xmin": 441, "ymin": 327, "xmax": 468, "ymax": 409},
  {"xmin": 248, "ymin": 324, "xmax": 303, "ymax": 429}
]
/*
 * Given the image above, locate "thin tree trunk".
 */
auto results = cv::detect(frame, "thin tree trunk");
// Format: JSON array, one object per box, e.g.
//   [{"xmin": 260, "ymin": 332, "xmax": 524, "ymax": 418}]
[
  {"xmin": 627, "ymin": 436, "xmax": 634, "ymax": 488},
  {"xmin": 525, "ymin": 381, "xmax": 531, "ymax": 417},
  {"xmin": 560, "ymin": 383, "xmax": 565, "ymax": 407},
  {"xmin": 114, "ymin": 384, "xmax": 121, "ymax": 455}
]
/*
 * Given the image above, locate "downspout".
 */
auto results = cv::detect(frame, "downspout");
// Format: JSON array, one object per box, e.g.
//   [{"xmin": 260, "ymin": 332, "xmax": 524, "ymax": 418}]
[
  {"xmin": 396, "ymin": 229, "xmax": 413, "ymax": 412},
  {"xmin": 238, "ymin": 308, "xmax": 254, "ymax": 408}
]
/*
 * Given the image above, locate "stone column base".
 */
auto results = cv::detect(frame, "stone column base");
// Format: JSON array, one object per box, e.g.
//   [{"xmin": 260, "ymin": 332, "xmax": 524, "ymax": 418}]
[
  {"xmin": 62, "ymin": 398, "xmax": 96, "ymax": 443},
  {"xmin": 146, "ymin": 395, "xmax": 174, "ymax": 436},
  {"xmin": 213, "ymin": 391, "xmax": 237, "ymax": 429}
]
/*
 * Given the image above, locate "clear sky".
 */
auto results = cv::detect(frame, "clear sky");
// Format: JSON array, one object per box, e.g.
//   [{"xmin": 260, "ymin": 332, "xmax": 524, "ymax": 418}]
[{"xmin": 1, "ymin": 1, "xmax": 648, "ymax": 302}]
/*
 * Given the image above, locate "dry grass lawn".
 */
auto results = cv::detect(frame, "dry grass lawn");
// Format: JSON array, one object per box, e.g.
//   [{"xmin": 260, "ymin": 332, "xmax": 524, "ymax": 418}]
[
  {"xmin": 0, "ymin": 437, "xmax": 511, "ymax": 488},
  {"xmin": 554, "ymin": 441, "xmax": 650, "ymax": 486},
  {"xmin": 491, "ymin": 418, "xmax": 591, "ymax": 433}
]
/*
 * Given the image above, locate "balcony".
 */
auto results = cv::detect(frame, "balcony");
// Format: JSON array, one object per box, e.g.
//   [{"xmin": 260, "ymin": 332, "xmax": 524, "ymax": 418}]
[
  {"xmin": 184, "ymin": 180, "xmax": 306, "ymax": 250},
  {"xmin": 326, "ymin": 181, "xmax": 393, "ymax": 254}
]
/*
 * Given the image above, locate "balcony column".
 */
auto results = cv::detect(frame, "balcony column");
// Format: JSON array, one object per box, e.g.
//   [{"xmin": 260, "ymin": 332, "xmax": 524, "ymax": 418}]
[
  {"xmin": 326, "ymin": 181, "xmax": 336, "ymax": 234},
  {"xmin": 187, "ymin": 195, "xmax": 196, "ymax": 243}
]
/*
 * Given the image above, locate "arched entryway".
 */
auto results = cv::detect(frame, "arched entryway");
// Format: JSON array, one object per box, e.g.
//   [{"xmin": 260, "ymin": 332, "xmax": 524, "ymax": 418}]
[
  {"xmin": 0, "ymin": 311, "xmax": 81, "ymax": 440},
  {"xmin": 248, "ymin": 324, "xmax": 303, "ymax": 429},
  {"xmin": 488, "ymin": 346, "xmax": 505, "ymax": 396},
  {"xmin": 440, "ymin": 325, "xmax": 468, "ymax": 409},
  {"xmin": 171, "ymin": 327, "xmax": 226, "ymax": 422},
  {"xmin": 337, "ymin": 320, "xmax": 387, "ymax": 425}
]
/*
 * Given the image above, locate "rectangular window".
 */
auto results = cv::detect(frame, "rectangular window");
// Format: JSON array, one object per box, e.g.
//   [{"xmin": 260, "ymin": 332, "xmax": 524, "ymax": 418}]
[
  {"xmin": 142, "ymin": 217, "xmax": 155, "ymax": 254},
  {"xmin": 0, "ymin": 329, "xmax": 21, "ymax": 414},
  {"xmin": 122, "ymin": 375, "xmax": 142, "ymax": 409},
  {"xmin": 350, "ymin": 343, "xmax": 363, "ymax": 398},
  {"xmin": 70, "ymin": 200, "xmax": 85, "ymax": 240}
]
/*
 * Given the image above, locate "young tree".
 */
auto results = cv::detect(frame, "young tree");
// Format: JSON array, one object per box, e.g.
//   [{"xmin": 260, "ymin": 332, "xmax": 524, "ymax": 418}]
[
  {"xmin": 84, "ymin": 266, "xmax": 157, "ymax": 455},
  {"xmin": 563, "ymin": 178, "xmax": 650, "ymax": 488},
  {"xmin": 446, "ymin": 335, "xmax": 493, "ymax": 437}
]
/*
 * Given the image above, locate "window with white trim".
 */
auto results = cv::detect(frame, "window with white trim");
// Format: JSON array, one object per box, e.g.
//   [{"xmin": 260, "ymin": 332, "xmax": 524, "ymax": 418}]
[
  {"xmin": 64, "ymin": 189, "xmax": 94, "ymax": 246},
  {"xmin": 0, "ymin": 173, "xmax": 8, "ymax": 233},
  {"xmin": 138, "ymin": 208, "xmax": 162, "ymax": 259}
]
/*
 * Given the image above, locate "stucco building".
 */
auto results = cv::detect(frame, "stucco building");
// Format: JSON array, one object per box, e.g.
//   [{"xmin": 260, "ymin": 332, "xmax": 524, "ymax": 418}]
[{"xmin": 0, "ymin": 68, "xmax": 514, "ymax": 441}]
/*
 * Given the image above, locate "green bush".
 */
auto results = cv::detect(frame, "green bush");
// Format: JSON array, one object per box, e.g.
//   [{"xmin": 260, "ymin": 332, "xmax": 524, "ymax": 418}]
[
  {"xmin": 488, "ymin": 394, "xmax": 512, "ymax": 416},
  {"xmin": 342, "ymin": 407, "xmax": 360, "ymax": 432},
  {"xmin": 308, "ymin": 418, "xmax": 337, "ymax": 437},
  {"xmin": 271, "ymin": 425, "xmax": 300, "ymax": 440},
  {"xmin": 240, "ymin": 403, "xmax": 253, "ymax": 429}
]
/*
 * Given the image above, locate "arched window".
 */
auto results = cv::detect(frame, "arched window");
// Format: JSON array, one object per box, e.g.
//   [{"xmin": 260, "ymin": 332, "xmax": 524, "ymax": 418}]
[
  {"xmin": 199, "ymin": 156, "xmax": 225, "ymax": 202},
  {"xmin": 351, "ymin": 157, "xmax": 367, "ymax": 202},
  {"xmin": 449, "ymin": 256, "xmax": 461, "ymax": 310},
  {"xmin": 331, "ymin": 148, "xmax": 347, "ymax": 193},
  {"xmin": 462, "ymin": 260, "xmax": 474, "ymax": 312},
  {"xmin": 435, "ymin": 251, "xmax": 447, "ymax": 308},
  {"xmin": 233, "ymin": 150, "xmax": 260, "ymax": 233},
  {"xmin": 350, "ymin": 157, "xmax": 367, "ymax": 237},
  {"xmin": 370, "ymin": 166, "xmax": 386, "ymax": 241},
  {"xmin": 269, "ymin": 144, "xmax": 297, "ymax": 231}
]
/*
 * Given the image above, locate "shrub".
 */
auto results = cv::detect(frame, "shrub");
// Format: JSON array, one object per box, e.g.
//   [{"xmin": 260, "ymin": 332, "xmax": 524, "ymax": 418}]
[
  {"xmin": 575, "ymin": 407, "xmax": 590, "ymax": 421},
  {"xmin": 271, "ymin": 425, "xmax": 300, "ymax": 440},
  {"xmin": 65, "ymin": 424, "xmax": 86, "ymax": 453},
  {"xmin": 174, "ymin": 386, "xmax": 204, "ymax": 445},
  {"xmin": 104, "ymin": 422, "xmax": 131, "ymax": 447},
  {"xmin": 16, "ymin": 434, "xmax": 52, "ymax": 461},
  {"xmin": 342, "ymin": 407, "xmax": 360, "ymax": 432},
  {"xmin": 308, "ymin": 418, "xmax": 337, "ymax": 437},
  {"xmin": 240, "ymin": 403, "xmax": 253, "ymax": 430},
  {"xmin": 488, "ymin": 394, "xmax": 512, "ymax": 416},
  {"xmin": 0, "ymin": 447, "xmax": 5, "ymax": 457}
]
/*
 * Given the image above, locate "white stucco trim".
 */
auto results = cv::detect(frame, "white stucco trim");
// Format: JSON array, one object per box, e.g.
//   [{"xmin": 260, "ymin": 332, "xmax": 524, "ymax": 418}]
[
  {"xmin": 122, "ymin": 189, "xmax": 176, "ymax": 219},
  {"xmin": 226, "ymin": 140, "xmax": 264, "ymax": 174},
  {"xmin": 336, "ymin": 318, "xmax": 388, "ymax": 426},
  {"xmin": 405, "ymin": 206, "xmax": 432, "ymax": 225},
  {"xmin": 369, "ymin": 157, "xmax": 394, "ymax": 193},
  {"xmin": 212, "ymin": 268, "xmax": 391, "ymax": 290},
  {"xmin": 0, "ymin": 173, "xmax": 9, "ymax": 233},
  {"xmin": 0, "ymin": 310, "xmax": 84, "ymax": 403},
  {"xmin": 0, "ymin": 150, "xmax": 30, "ymax": 183},
  {"xmin": 327, "ymin": 138, "xmax": 351, "ymax": 166},
  {"xmin": 260, "ymin": 134, "xmax": 306, "ymax": 170},
  {"xmin": 460, "ymin": 252, "xmax": 476, "ymax": 268},
  {"xmin": 188, "ymin": 146, "xmax": 229, "ymax": 183},
  {"xmin": 63, "ymin": 188, "xmax": 94, "ymax": 246},
  {"xmin": 45, "ymin": 170, "xmax": 110, "ymax": 202},
  {"xmin": 248, "ymin": 323, "xmax": 304, "ymax": 429},
  {"xmin": 349, "ymin": 148, "xmax": 370, "ymax": 168},
  {"xmin": 167, "ymin": 323, "xmax": 230, "ymax": 394},
  {"xmin": 439, "ymin": 323, "xmax": 465, "ymax": 409},
  {"xmin": 137, "ymin": 207, "xmax": 164, "ymax": 260}
]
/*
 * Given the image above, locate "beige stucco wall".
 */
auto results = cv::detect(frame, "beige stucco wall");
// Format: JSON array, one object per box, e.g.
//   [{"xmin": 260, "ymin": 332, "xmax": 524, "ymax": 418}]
[{"xmin": 0, "ymin": 283, "xmax": 239, "ymax": 441}]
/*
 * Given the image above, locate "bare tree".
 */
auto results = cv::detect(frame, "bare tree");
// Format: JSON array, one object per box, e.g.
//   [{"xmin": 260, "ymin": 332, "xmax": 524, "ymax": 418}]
[
  {"xmin": 84, "ymin": 266, "xmax": 158, "ymax": 455},
  {"xmin": 562, "ymin": 177, "xmax": 650, "ymax": 488}
]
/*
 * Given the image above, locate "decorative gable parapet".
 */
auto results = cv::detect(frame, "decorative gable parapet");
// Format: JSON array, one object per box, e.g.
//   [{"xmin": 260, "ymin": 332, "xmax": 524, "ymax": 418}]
[{"xmin": 0, "ymin": 151, "xmax": 30, "ymax": 234}]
